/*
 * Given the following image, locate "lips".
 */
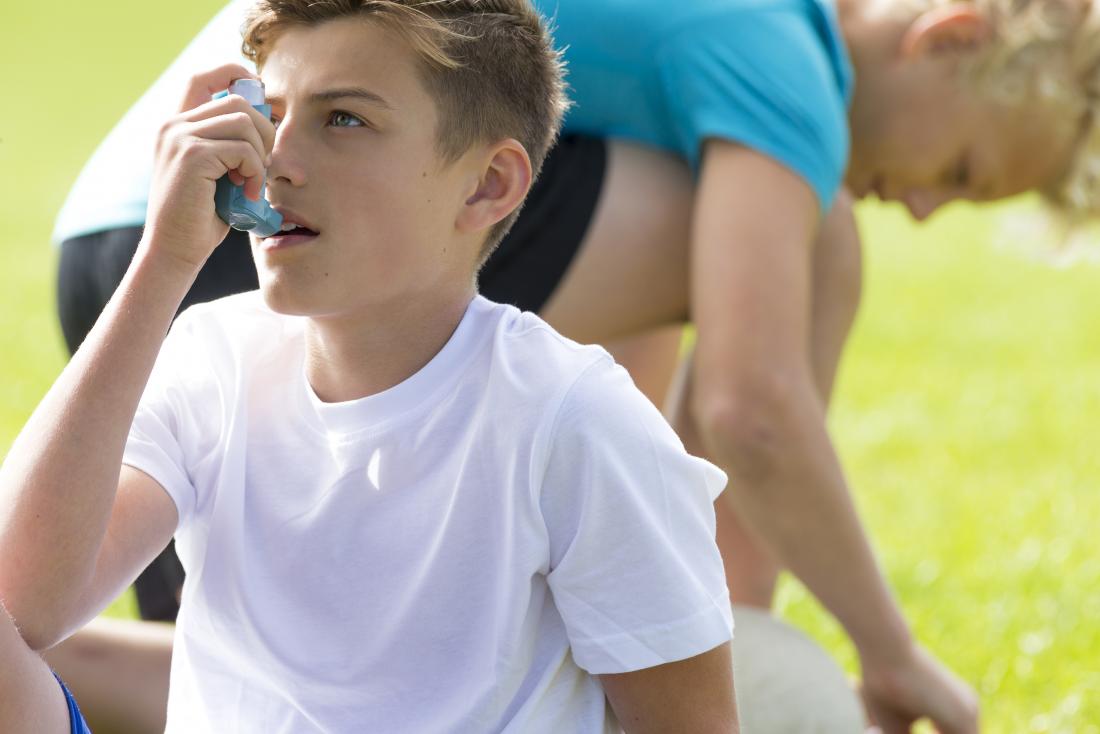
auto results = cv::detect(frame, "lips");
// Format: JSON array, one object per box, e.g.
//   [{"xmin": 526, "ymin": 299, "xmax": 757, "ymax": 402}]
[
  {"xmin": 262, "ymin": 230, "xmax": 318, "ymax": 250},
  {"xmin": 262, "ymin": 205, "xmax": 321, "ymax": 250}
]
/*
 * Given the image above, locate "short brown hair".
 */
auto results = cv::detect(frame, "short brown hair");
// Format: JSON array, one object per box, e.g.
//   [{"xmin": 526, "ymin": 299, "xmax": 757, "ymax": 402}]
[{"xmin": 241, "ymin": 0, "xmax": 569, "ymax": 256}]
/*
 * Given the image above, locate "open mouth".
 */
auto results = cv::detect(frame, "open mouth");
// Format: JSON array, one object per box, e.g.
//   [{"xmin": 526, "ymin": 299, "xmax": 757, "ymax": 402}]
[
  {"xmin": 279, "ymin": 225, "xmax": 318, "ymax": 237},
  {"xmin": 262, "ymin": 224, "xmax": 320, "ymax": 250}
]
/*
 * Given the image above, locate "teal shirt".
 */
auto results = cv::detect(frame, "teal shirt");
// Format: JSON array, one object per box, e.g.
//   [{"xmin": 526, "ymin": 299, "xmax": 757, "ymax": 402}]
[
  {"xmin": 53, "ymin": 0, "xmax": 853, "ymax": 243},
  {"xmin": 533, "ymin": 0, "xmax": 854, "ymax": 210}
]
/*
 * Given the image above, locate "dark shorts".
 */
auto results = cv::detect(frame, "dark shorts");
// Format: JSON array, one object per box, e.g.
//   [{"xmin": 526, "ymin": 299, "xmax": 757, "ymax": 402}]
[{"xmin": 55, "ymin": 134, "xmax": 607, "ymax": 621}]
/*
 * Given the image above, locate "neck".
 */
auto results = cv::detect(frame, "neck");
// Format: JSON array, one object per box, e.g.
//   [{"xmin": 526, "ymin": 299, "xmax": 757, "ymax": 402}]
[{"xmin": 304, "ymin": 283, "xmax": 476, "ymax": 403}]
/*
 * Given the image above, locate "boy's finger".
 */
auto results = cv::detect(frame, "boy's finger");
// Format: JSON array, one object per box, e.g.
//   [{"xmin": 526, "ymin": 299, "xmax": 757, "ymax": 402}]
[
  {"xmin": 207, "ymin": 96, "xmax": 276, "ymax": 158},
  {"xmin": 179, "ymin": 103, "xmax": 272, "ymax": 166},
  {"xmin": 177, "ymin": 63, "xmax": 258, "ymax": 114},
  {"xmin": 219, "ymin": 141, "xmax": 266, "ymax": 184}
]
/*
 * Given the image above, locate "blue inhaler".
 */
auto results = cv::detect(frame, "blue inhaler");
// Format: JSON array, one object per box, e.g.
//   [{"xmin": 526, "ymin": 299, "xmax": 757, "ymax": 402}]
[{"xmin": 213, "ymin": 79, "xmax": 283, "ymax": 237}]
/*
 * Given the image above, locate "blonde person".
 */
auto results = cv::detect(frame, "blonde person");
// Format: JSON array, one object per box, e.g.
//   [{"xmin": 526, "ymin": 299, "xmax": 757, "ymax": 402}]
[
  {"xmin": 46, "ymin": 0, "xmax": 1100, "ymax": 732},
  {"xmin": 0, "ymin": 1, "xmax": 741, "ymax": 731}
]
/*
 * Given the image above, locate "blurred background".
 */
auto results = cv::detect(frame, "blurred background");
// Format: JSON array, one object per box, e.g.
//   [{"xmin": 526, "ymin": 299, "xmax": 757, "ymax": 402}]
[{"xmin": 2, "ymin": 2, "xmax": 1097, "ymax": 731}]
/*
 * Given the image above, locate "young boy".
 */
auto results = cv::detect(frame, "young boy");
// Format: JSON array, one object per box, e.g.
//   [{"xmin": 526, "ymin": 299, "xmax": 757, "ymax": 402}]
[{"xmin": 0, "ymin": 1, "xmax": 737, "ymax": 731}]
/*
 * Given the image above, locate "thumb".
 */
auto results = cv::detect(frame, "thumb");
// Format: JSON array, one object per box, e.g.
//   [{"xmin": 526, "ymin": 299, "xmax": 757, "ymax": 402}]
[{"xmin": 178, "ymin": 62, "xmax": 259, "ymax": 113}]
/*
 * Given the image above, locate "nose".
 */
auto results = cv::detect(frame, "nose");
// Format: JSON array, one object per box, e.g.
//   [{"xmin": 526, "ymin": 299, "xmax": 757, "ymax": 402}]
[
  {"xmin": 901, "ymin": 189, "xmax": 950, "ymax": 222},
  {"xmin": 266, "ymin": 118, "xmax": 307, "ymax": 188}
]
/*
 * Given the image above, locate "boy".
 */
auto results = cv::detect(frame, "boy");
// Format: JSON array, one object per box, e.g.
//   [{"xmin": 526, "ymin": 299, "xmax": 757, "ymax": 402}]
[{"xmin": 0, "ymin": 1, "xmax": 736, "ymax": 731}]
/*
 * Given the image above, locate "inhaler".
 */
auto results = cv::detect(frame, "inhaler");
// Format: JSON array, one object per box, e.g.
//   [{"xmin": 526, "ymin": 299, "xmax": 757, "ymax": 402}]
[{"xmin": 212, "ymin": 79, "xmax": 283, "ymax": 237}]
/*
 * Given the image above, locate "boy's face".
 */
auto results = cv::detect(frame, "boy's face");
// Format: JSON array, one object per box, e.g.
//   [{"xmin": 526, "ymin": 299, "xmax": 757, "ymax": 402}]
[{"xmin": 252, "ymin": 17, "xmax": 479, "ymax": 317}]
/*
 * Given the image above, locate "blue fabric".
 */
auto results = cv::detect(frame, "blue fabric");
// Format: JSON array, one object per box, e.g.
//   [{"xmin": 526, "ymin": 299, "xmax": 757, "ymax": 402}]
[
  {"xmin": 533, "ymin": 0, "xmax": 854, "ymax": 210},
  {"xmin": 53, "ymin": 674, "xmax": 92, "ymax": 734}
]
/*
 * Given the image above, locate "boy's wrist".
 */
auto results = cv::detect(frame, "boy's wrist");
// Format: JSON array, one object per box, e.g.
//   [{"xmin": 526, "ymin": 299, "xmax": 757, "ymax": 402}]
[
  {"xmin": 135, "ymin": 229, "xmax": 209, "ymax": 283},
  {"xmin": 129, "ymin": 231, "xmax": 206, "ymax": 302}
]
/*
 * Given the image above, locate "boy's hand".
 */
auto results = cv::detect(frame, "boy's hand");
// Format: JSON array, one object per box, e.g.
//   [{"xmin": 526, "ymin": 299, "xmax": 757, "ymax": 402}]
[{"xmin": 144, "ymin": 63, "xmax": 276, "ymax": 273}]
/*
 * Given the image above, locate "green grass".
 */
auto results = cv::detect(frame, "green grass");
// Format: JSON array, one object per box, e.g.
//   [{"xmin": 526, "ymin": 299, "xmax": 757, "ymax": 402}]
[
  {"xmin": 1, "ymin": 0, "xmax": 227, "ymax": 627},
  {"xmin": 3, "ymin": 4, "xmax": 1099, "ymax": 731}
]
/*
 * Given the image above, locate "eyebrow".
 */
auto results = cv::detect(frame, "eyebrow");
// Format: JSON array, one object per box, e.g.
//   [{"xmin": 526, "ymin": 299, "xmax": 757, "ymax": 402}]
[{"xmin": 266, "ymin": 87, "xmax": 395, "ymax": 110}]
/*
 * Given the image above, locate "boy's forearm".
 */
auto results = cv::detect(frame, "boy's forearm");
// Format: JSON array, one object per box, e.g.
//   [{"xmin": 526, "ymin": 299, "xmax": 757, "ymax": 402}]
[{"xmin": 0, "ymin": 241, "xmax": 197, "ymax": 642}]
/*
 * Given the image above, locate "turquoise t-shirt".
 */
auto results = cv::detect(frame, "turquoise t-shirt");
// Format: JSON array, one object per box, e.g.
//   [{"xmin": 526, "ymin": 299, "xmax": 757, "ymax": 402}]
[
  {"xmin": 532, "ymin": 0, "xmax": 854, "ymax": 210},
  {"xmin": 53, "ymin": 0, "xmax": 852, "ymax": 243}
]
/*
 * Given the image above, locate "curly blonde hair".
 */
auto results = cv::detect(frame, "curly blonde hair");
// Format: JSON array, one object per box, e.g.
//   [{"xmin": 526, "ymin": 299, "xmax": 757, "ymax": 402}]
[{"xmin": 910, "ymin": 0, "xmax": 1100, "ymax": 231}]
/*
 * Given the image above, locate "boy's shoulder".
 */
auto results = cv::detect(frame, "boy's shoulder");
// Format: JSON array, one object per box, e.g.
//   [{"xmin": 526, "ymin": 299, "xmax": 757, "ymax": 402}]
[
  {"xmin": 477, "ymin": 300, "xmax": 681, "ymax": 458},
  {"xmin": 477, "ymin": 297, "xmax": 617, "ymax": 398}
]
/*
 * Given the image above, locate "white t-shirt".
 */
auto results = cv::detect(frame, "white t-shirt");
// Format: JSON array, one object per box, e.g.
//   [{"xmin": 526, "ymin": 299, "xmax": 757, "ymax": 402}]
[{"xmin": 124, "ymin": 293, "xmax": 733, "ymax": 733}]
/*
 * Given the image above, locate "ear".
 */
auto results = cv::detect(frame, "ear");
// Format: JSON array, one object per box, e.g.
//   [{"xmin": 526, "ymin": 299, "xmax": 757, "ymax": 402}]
[
  {"xmin": 456, "ymin": 139, "xmax": 533, "ymax": 237},
  {"xmin": 901, "ymin": 3, "xmax": 989, "ymax": 59}
]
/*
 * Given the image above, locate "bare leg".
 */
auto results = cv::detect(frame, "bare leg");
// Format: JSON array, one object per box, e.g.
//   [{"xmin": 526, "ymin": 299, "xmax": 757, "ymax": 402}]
[
  {"xmin": 0, "ymin": 599, "xmax": 71, "ymax": 733},
  {"xmin": 42, "ymin": 617, "xmax": 173, "ymax": 734},
  {"xmin": 604, "ymin": 326, "xmax": 685, "ymax": 410}
]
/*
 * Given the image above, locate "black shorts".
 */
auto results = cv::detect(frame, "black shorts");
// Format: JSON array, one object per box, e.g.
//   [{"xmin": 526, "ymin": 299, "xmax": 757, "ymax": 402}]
[{"xmin": 55, "ymin": 134, "xmax": 607, "ymax": 620}]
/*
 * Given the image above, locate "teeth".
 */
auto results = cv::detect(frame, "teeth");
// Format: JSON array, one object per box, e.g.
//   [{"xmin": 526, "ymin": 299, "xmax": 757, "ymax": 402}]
[{"xmin": 280, "ymin": 221, "xmax": 299, "ymax": 232}]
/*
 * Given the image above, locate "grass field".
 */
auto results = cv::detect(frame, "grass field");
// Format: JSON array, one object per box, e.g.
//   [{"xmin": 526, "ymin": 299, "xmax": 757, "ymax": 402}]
[{"xmin": 3, "ymin": 3, "xmax": 1098, "ymax": 732}]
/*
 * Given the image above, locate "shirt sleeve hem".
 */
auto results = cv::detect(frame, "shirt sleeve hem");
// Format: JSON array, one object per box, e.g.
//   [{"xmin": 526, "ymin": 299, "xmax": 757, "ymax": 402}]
[
  {"xmin": 122, "ymin": 446, "xmax": 193, "ymax": 530},
  {"xmin": 570, "ymin": 594, "xmax": 735, "ymax": 675}
]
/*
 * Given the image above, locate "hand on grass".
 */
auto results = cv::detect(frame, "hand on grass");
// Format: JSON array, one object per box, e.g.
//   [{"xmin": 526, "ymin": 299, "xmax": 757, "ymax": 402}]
[{"xmin": 859, "ymin": 641, "xmax": 979, "ymax": 734}]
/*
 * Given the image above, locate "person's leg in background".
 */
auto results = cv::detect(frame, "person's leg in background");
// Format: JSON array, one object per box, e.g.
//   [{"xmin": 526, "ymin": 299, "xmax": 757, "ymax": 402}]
[
  {"xmin": 603, "ymin": 326, "xmax": 685, "ymax": 410},
  {"xmin": 41, "ymin": 618, "xmax": 173, "ymax": 734}
]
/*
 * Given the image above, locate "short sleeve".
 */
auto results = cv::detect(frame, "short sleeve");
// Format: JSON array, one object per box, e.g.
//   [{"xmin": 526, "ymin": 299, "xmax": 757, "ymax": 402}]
[
  {"xmin": 540, "ymin": 357, "xmax": 733, "ymax": 675},
  {"xmin": 122, "ymin": 311, "xmax": 215, "ymax": 529},
  {"xmin": 656, "ymin": 7, "xmax": 851, "ymax": 211}
]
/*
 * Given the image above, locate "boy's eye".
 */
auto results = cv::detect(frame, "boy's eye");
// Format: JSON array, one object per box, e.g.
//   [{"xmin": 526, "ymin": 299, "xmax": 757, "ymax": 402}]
[{"xmin": 329, "ymin": 111, "xmax": 365, "ymax": 128}]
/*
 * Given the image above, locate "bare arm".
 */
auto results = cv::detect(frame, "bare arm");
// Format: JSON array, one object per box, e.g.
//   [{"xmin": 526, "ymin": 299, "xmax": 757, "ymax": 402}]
[
  {"xmin": 687, "ymin": 140, "xmax": 977, "ymax": 733},
  {"xmin": 600, "ymin": 643, "xmax": 737, "ymax": 734},
  {"xmin": 0, "ymin": 249, "xmax": 190, "ymax": 648},
  {"xmin": 690, "ymin": 140, "xmax": 906, "ymax": 655},
  {"xmin": 0, "ymin": 63, "xmax": 275, "ymax": 649}
]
